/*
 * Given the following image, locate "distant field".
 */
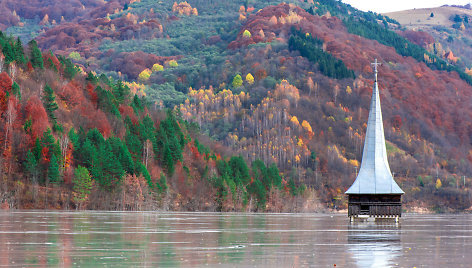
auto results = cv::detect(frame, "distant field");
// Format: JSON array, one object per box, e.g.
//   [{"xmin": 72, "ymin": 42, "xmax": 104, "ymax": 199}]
[{"xmin": 385, "ymin": 6, "xmax": 472, "ymax": 29}]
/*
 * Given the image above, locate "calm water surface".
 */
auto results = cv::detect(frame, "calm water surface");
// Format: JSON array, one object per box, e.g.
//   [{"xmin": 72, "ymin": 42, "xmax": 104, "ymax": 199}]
[{"xmin": 0, "ymin": 211, "xmax": 471, "ymax": 267}]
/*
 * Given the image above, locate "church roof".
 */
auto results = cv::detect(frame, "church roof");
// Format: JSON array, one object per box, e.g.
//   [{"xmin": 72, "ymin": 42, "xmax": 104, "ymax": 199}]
[{"xmin": 345, "ymin": 59, "xmax": 404, "ymax": 195}]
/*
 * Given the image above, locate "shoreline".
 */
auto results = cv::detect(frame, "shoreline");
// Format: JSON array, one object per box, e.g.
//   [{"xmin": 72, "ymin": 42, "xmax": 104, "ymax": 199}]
[{"xmin": 2, "ymin": 206, "xmax": 471, "ymax": 214}]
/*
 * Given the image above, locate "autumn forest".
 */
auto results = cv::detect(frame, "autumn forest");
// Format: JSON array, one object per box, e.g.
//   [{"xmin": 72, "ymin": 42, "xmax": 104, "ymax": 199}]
[{"xmin": 0, "ymin": 0, "xmax": 471, "ymax": 212}]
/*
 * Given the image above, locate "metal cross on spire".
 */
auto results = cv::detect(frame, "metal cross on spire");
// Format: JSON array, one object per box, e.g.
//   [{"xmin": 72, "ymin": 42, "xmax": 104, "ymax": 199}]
[{"xmin": 371, "ymin": 58, "xmax": 381, "ymax": 82}]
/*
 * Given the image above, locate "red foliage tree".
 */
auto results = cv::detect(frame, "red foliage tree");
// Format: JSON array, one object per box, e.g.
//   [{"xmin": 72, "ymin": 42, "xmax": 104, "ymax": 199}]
[
  {"xmin": 0, "ymin": 72, "xmax": 12, "ymax": 112},
  {"xmin": 25, "ymin": 96, "xmax": 50, "ymax": 141},
  {"xmin": 58, "ymin": 81, "xmax": 85, "ymax": 108},
  {"xmin": 86, "ymin": 83, "xmax": 98, "ymax": 106},
  {"xmin": 119, "ymin": 104, "xmax": 138, "ymax": 125},
  {"xmin": 392, "ymin": 115, "xmax": 403, "ymax": 130},
  {"xmin": 79, "ymin": 102, "xmax": 112, "ymax": 138},
  {"xmin": 400, "ymin": 30, "xmax": 434, "ymax": 47},
  {"xmin": 27, "ymin": 62, "xmax": 34, "ymax": 72},
  {"xmin": 1, "ymin": 96, "xmax": 21, "ymax": 175},
  {"xmin": 43, "ymin": 53, "xmax": 61, "ymax": 71}
]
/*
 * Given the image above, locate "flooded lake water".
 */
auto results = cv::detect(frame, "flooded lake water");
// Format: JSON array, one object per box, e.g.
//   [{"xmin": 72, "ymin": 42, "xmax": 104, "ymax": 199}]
[{"xmin": 0, "ymin": 211, "xmax": 471, "ymax": 267}]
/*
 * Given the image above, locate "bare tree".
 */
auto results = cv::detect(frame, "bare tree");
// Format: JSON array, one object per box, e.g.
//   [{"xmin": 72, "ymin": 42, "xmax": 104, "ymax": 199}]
[
  {"xmin": 9, "ymin": 63, "xmax": 16, "ymax": 81},
  {"xmin": 60, "ymin": 134, "xmax": 70, "ymax": 174}
]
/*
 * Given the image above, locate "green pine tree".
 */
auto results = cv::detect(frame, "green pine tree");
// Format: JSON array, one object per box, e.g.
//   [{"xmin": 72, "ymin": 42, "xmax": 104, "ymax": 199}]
[
  {"xmin": 113, "ymin": 81, "xmax": 130, "ymax": 104},
  {"xmin": 229, "ymin": 156, "xmax": 250, "ymax": 186},
  {"xmin": 158, "ymin": 172, "xmax": 168, "ymax": 193},
  {"xmin": 288, "ymin": 178, "xmax": 298, "ymax": 196},
  {"xmin": 12, "ymin": 82, "xmax": 21, "ymax": 100},
  {"xmin": 91, "ymin": 142, "xmax": 124, "ymax": 189},
  {"xmin": 48, "ymin": 58, "xmax": 58, "ymax": 72},
  {"xmin": 29, "ymin": 40, "xmax": 43, "ymax": 69},
  {"xmin": 48, "ymin": 154, "xmax": 60, "ymax": 183},
  {"xmin": 131, "ymin": 94, "xmax": 143, "ymax": 113},
  {"xmin": 267, "ymin": 163, "xmax": 282, "ymax": 188},
  {"xmin": 73, "ymin": 165, "xmax": 92, "ymax": 207},
  {"xmin": 25, "ymin": 150, "xmax": 39, "ymax": 183},
  {"xmin": 163, "ymin": 143, "xmax": 174, "ymax": 176},
  {"xmin": 95, "ymin": 86, "xmax": 120, "ymax": 117},
  {"xmin": 79, "ymin": 138, "xmax": 96, "ymax": 168},
  {"xmin": 40, "ymin": 128, "xmax": 60, "ymax": 157},
  {"xmin": 14, "ymin": 37, "xmax": 25, "ymax": 64},
  {"xmin": 42, "ymin": 84, "xmax": 58, "ymax": 121},
  {"xmin": 86, "ymin": 71, "xmax": 98, "ymax": 84},
  {"xmin": 68, "ymin": 127, "xmax": 79, "ymax": 149},
  {"xmin": 2, "ymin": 41, "xmax": 15, "ymax": 64},
  {"xmin": 140, "ymin": 115, "xmax": 156, "ymax": 141},
  {"xmin": 33, "ymin": 137, "xmax": 42, "ymax": 161},
  {"xmin": 249, "ymin": 179, "xmax": 266, "ymax": 210},
  {"xmin": 62, "ymin": 56, "xmax": 77, "ymax": 79},
  {"xmin": 136, "ymin": 162, "xmax": 153, "ymax": 189},
  {"xmin": 125, "ymin": 129, "xmax": 142, "ymax": 161},
  {"xmin": 86, "ymin": 128, "xmax": 105, "ymax": 146},
  {"xmin": 108, "ymin": 137, "xmax": 134, "ymax": 175}
]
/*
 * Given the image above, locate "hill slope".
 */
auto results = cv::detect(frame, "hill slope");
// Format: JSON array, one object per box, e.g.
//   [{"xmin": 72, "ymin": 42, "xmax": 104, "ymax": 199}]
[
  {"xmin": 1, "ymin": 0, "xmax": 472, "ymax": 211},
  {"xmin": 385, "ymin": 6, "xmax": 472, "ymax": 28},
  {"xmin": 385, "ymin": 5, "xmax": 472, "ymax": 79},
  {"xmin": 0, "ymin": 33, "xmax": 311, "ymax": 211}
]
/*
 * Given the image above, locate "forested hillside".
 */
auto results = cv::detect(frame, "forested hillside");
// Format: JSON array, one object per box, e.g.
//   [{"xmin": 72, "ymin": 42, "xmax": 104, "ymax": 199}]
[
  {"xmin": 0, "ymin": 32, "xmax": 311, "ymax": 211},
  {"xmin": 1, "ymin": 0, "xmax": 472, "ymax": 212}
]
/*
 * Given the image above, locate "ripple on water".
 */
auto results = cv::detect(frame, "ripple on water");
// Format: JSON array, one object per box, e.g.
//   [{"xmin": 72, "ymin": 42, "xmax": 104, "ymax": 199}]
[{"xmin": 0, "ymin": 211, "xmax": 470, "ymax": 267}]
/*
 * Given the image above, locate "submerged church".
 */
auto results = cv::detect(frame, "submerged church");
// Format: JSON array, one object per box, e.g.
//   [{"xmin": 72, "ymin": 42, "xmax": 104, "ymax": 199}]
[{"xmin": 345, "ymin": 59, "xmax": 404, "ymax": 221}]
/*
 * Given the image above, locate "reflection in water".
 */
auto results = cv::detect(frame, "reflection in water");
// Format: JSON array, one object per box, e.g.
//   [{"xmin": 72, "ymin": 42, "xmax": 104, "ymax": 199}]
[
  {"xmin": 347, "ymin": 222, "xmax": 402, "ymax": 268},
  {"xmin": 0, "ymin": 212, "xmax": 471, "ymax": 267}
]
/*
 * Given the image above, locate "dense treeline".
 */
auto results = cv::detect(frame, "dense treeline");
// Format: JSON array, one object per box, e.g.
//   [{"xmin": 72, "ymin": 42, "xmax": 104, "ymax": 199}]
[
  {"xmin": 0, "ymin": 29, "xmax": 310, "ymax": 211},
  {"xmin": 305, "ymin": 0, "xmax": 472, "ymax": 86},
  {"xmin": 288, "ymin": 28, "xmax": 355, "ymax": 79},
  {"xmin": 180, "ymin": 3, "xmax": 472, "ymax": 211},
  {"xmin": 344, "ymin": 17, "xmax": 472, "ymax": 86},
  {"xmin": 2, "ymin": 0, "xmax": 472, "ymax": 212},
  {"xmin": 306, "ymin": 0, "xmax": 399, "ymax": 25}
]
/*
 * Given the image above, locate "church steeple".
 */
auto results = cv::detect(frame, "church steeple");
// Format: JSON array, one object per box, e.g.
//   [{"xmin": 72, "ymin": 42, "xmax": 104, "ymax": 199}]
[
  {"xmin": 345, "ymin": 59, "xmax": 403, "ymax": 194},
  {"xmin": 372, "ymin": 58, "xmax": 380, "ymax": 83}
]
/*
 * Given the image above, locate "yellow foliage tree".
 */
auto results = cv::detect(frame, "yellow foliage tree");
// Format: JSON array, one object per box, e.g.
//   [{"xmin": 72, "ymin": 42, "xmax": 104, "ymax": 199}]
[
  {"xmin": 246, "ymin": 73, "xmax": 254, "ymax": 84},
  {"xmin": 123, "ymin": 81, "xmax": 146, "ymax": 95},
  {"xmin": 290, "ymin": 116, "xmax": 299, "ymax": 126},
  {"xmin": 435, "ymin": 178, "xmax": 442, "ymax": 189},
  {"xmin": 40, "ymin": 14, "xmax": 50, "ymax": 25},
  {"xmin": 243, "ymin": 30, "xmax": 251, "ymax": 38},
  {"xmin": 138, "ymin": 69, "xmax": 151, "ymax": 81},
  {"xmin": 168, "ymin": 60, "xmax": 178, "ymax": 67},
  {"xmin": 274, "ymin": 80, "xmax": 300, "ymax": 106},
  {"xmin": 297, "ymin": 138, "xmax": 303, "ymax": 147},
  {"xmin": 152, "ymin": 63, "xmax": 164, "ymax": 72},
  {"xmin": 68, "ymin": 51, "xmax": 81, "ymax": 60},
  {"xmin": 259, "ymin": 29, "xmax": 265, "ymax": 38},
  {"xmin": 172, "ymin": 2, "xmax": 198, "ymax": 16},
  {"xmin": 346, "ymin": 85, "xmax": 352, "ymax": 94},
  {"xmin": 286, "ymin": 11, "xmax": 302, "ymax": 24},
  {"xmin": 348, "ymin": 159, "xmax": 359, "ymax": 167},
  {"xmin": 301, "ymin": 120, "xmax": 313, "ymax": 134},
  {"xmin": 466, "ymin": 67, "xmax": 472, "ymax": 76}
]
